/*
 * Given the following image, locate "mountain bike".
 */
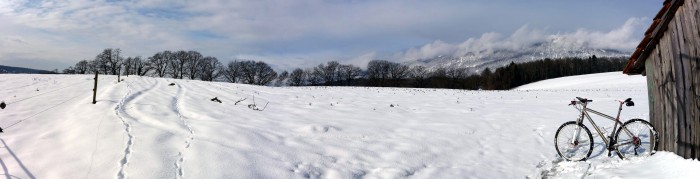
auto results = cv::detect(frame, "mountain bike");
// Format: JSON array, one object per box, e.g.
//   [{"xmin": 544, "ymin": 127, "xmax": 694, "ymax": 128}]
[{"xmin": 554, "ymin": 97, "xmax": 659, "ymax": 161}]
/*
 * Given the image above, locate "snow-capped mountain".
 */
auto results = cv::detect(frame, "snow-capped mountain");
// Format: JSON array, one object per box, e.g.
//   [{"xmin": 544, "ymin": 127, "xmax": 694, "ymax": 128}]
[{"xmin": 407, "ymin": 39, "xmax": 631, "ymax": 73}]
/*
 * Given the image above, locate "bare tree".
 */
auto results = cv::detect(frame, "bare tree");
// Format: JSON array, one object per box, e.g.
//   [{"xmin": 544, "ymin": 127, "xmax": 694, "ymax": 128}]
[
  {"xmin": 288, "ymin": 68, "xmax": 306, "ymax": 86},
  {"xmin": 74, "ymin": 60, "xmax": 89, "ymax": 74},
  {"xmin": 306, "ymin": 68, "xmax": 322, "ymax": 86},
  {"xmin": 239, "ymin": 60, "xmax": 257, "ymax": 84},
  {"xmin": 230, "ymin": 60, "xmax": 277, "ymax": 85},
  {"xmin": 275, "ymin": 70, "xmax": 289, "ymax": 86},
  {"xmin": 169, "ymin": 50, "xmax": 188, "ymax": 79},
  {"xmin": 446, "ymin": 67, "xmax": 468, "ymax": 80},
  {"xmin": 62, "ymin": 66, "xmax": 76, "ymax": 74},
  {"xmin": 123, "ymin": 56, "xmax": 135, "ymax": 76},
  {"xmin": 94, "ymin": 48, "xmax": 123, "ymax": 75},
  {"xmin": 87, "ymin": 60, "xmax": 98, "ymax": 73},
  {"xmin": 132, "ymin": 56, "xmax": 150, "ymax": 76},
  {"xmin": 223, "ymin": 60, "xmax": 243, "ymax": 83},
  {"xmin": 199, "ymin": 56, "xmax": 222, "ymax": 81},
  {"xmin": 312, "ymin": 65, "xmax": 325, "ymax": 85},
  {"xmin": 367, "ymin": 60, "xmax": 391, "ymax": 86},
  {"xmin": 148, "ymin": 51, "xmax": 170, "ymax": 77},
  {"xmin": 337, "ymin": 64, "xmax": 361, "ymax": 85},
  {"xmin": 321, "ymin": 61, "xmax": 340, "ymax": 85},
  {"xmin": 185, "ymin": 50, "xmax": 204, "ymax": 79},
  {"xmin": 253, "ymin": 61, "xmax": 277, "ymax": 85},
  {"xmin": 410, "ymin": 65, "xmax": 429, "ymax": 87},
  {"xmin": 388, "ymin": 62, "xmax": 409, "ymax": 86},
  {"xmin": 445, "ymin": 67, "xmax": 469, "ymax": 88}
]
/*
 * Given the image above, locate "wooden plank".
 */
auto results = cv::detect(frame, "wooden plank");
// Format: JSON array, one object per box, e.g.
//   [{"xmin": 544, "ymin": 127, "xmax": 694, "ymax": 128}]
[
  {"xmin": 662, "ymin": 29, "xmax": 678, "ymax": 152},
  {"xmin": 661, "ymin": 45, "xmax": 672, "ymax": 152},
  {"xmin": 656, "ymin": 41, "xmax": 667, "ymax": 151},
  {"xmin": 682, "ymin": 0, "xmax": 700, "ymax": 158},
  {"xmin": 651, "ymin": 46, "xmax": 663, "ymax": 150},
  {"xmin": 676, "ymin": 0, "xmax": 695, "ymax": 158},
  {"xmin": 668, "ymin": 19, "xmax": 683, "ymax": 155},
  {"xmin": 681, "ymin": 0, "xmax": 700, "ymax": 158},
  {"xmin": 688, "ymin": 0, "xmax": 697, "ymax": 159},
  {"xmin": 656, "ymin": 47, "xmax": 670, "ymax": 152},
  {"xmin": 676, "ymin": 10, "xmax": 694, "ymax": 157},
  {"xmin": 658, "ymin": 33, "xmax": 670, "ymax": 151},
  {"xmin": 646, "ymin": 48, "xmax": 662, "ymax": 150},
  {"xmin": 652, "ymin": 46, "xmax": 664, "ymax": 150},
  {"xmin": 671, "ymin": 15, "xmax": 682, "ymax": 156},
  {"xmin": 692, "ymin": 0, "xmax": 700, "ymax": 158},
  {"xmin": 673, "ymin": 10, "xmax": 692, "ymax": 157}
]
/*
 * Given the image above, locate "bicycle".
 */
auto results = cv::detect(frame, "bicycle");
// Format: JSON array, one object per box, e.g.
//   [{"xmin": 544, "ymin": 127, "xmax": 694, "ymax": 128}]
[{"xmin": 554, "ymin": 97, "xmax": 659, "ymax": 161}]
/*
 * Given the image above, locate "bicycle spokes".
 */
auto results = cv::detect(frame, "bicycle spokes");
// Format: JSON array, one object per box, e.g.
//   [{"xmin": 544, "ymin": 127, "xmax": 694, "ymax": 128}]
[
  {"xmin": 615, "ymin": 119, "xmax": 658, "ymax": 159},
  {"xmin": 555, "ymin": 122, "xmax": 594, "ymax": 161}
]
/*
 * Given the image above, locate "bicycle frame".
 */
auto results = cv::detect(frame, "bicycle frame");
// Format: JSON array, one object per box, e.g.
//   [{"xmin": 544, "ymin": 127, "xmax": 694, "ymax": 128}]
[{"xmin": 573, "ymin": 100, "xmax": 636, "ymax": 152}]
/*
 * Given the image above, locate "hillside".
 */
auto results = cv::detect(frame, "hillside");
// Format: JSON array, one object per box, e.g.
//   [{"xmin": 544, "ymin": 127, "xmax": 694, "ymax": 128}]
[
  {"xmin": 406, "ymin": 38, "xmax": 630, "ymax": 72},
  {"xmin": 0, "ymin": 65, "xmax": 55, "ymax": 74},
  {"xmin": 0, "ymin": 72, "xmax": 696, "ymax": 178}
]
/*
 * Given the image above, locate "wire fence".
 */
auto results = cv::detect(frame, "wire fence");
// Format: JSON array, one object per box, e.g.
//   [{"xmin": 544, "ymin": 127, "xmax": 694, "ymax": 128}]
[{"xmin": 0, "ymin": 76, "xmax": 113, "ymax": 131}]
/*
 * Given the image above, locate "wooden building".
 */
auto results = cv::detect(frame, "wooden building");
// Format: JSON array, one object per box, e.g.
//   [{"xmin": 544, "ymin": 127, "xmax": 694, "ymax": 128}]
[{"xmin": 624, "ymin": 0, "xmax": 700, "ymax": 159}]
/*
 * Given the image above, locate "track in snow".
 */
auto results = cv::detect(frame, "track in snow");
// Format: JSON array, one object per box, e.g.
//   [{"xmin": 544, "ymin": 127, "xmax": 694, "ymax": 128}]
[
  {"xmin": 173, "ymin": 83, "xmax": 195, "ymax": 179},
  {"xmin": 115, "ymin": 81, "xmax": 135, "ymax": 179},
  {"xmin": 113, "ymin": 78, "xmax": 160, "ymax": 179}
]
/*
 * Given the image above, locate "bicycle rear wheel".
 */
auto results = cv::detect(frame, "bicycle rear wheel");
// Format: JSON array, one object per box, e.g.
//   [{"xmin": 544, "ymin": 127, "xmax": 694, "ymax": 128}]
[
  {"xmin": 555, "ymin": 121, "xmax": 594, "ymax": 161},
  {"xmin": 614, "ymin": 119, "xmax": 659, "ymax": 159}
]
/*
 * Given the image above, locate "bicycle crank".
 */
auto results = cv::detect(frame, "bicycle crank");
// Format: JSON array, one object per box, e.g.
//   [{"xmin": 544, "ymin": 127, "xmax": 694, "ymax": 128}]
[{"xmin": 607, "ymin": 135, "xmax": 617, "ymax": 157}]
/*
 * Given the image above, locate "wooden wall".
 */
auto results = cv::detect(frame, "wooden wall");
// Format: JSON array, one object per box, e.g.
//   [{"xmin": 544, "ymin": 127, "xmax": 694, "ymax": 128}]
[{"xmin": 645, "ymin": 0, "xmax": 700, "ymax": 159}]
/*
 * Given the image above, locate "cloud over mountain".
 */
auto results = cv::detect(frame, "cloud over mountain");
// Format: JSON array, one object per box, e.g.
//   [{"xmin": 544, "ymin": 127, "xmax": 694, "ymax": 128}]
[
  {"xmin": 395, "ymin": 17, "xmax": 647, "ymax": 62},
  {"xmin": 0, "ymin": 0, "xmax": 656, "ymax": 70}
]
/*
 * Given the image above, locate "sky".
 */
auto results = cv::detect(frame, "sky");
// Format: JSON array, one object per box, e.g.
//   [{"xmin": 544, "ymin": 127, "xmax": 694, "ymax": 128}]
[{"xmin": 0, "ymin": 0, "xmax": 662, "ymax": 71}]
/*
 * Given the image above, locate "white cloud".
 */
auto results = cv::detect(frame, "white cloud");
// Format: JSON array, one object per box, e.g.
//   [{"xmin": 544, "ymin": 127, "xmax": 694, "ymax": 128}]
[
  {"xmin": 394, "ymin": 17, "xmax": 649, "ymax": 61},
  {"xmin": 0, "ymin": 0, "xmax": 655, "ymax": 70},
  {"xmin": 348, "ymin": 52, "xmax": 378, "ymax": 68}
]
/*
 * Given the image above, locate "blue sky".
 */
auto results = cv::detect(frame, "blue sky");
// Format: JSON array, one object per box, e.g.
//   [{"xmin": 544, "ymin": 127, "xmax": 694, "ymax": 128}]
[{"xmin": 0, "ymin": 0, "xmax": 661, "ymax": 71}]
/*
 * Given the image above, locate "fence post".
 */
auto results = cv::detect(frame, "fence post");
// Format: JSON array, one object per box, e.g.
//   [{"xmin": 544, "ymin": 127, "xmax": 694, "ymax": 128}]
[{"xmin": 93, "ymin": 71, "xmax": 98, "ymax": 104}]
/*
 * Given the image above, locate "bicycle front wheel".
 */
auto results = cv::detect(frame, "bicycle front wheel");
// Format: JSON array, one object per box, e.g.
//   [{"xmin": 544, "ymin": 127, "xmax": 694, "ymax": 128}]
[
  {"xmin": 555, "ymin": 121, "xmax": 594, "ymax": 161},
  {"xmin": 614, "ymin": 119, "xmax": 659, "ymax": 159}
]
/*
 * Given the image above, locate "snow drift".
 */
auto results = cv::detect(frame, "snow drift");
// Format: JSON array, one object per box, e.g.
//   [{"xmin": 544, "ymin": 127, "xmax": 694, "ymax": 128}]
[{"xmin": 0, "ymin": 72, "xmax": 696, "ymax": 178}]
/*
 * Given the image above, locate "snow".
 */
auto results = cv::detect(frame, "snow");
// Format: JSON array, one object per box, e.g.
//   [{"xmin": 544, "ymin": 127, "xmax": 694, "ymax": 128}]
[
  {"xmin": 515, "ymin": 72, "xmax": 647, "ymax": 90},
  {"xmin": 0, "ymin": 72, "xmax": 697, "ymax": 179}
]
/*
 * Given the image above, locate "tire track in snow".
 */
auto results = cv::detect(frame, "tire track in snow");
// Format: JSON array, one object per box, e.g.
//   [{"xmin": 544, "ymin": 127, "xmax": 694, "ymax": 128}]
[
  {"xmin": 173, "ymin": 83, "xmax": 194, "ymax": 179},
  {"xmin": 115, "ymin": 78, "xmax": 160, "ymax": 179}
]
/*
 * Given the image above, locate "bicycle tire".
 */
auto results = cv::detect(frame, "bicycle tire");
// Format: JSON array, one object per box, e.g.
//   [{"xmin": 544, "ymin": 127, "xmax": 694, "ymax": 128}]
[
  {"xmin": 554, "ymin": 121, "xmax": 594, "ymax": 161},
  {"xmin": 614, "ymin": 118, "xmax": 659, "ymax": 159}
]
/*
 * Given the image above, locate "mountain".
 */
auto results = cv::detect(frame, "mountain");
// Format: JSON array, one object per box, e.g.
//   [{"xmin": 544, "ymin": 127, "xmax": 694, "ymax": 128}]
[
  {"xmin": 0, "ymin": 65, "xmax": 56, "ymax": 74},
  {"xmin": 406, "ymin": 37, "xmax": 631, "ymax": 73}
]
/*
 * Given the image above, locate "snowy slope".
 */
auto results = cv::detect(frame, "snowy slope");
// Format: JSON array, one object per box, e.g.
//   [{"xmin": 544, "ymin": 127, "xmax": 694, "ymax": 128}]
[
  {"xmin": 515, "ymin": 72, "xmax": 647, "ymax": 90},
  {"xmin": 0, "ymin": 72, "xmax": 696, "ymax": 179}
]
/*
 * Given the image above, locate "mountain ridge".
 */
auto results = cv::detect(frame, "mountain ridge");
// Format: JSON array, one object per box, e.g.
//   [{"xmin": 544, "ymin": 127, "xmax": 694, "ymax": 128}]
[
  {"xmin": 0, "ymin": 65, "xmax": 56, "ymax": 74},
  {"xmin": 404, "ymin": 35, "xmax": 632, "ymax": 73}
]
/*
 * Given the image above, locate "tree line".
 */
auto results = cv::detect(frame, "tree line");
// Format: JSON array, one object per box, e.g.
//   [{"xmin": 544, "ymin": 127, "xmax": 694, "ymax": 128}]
[
  {"xmin": 63, "ymin": 48, "xmax": 279, "ymax": 85},
  {"xmin": 284, "ymin": 55, "xmax": 627, "ymax": 90},
  {"xmin": 63, "ymin": 48, "xmax": 627, "ymax": 89}
]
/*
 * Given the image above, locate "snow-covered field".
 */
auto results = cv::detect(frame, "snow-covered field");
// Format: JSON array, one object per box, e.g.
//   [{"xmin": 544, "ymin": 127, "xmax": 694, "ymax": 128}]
[{"xmin": 0, "ymin": 72, "xmax": 697, "ymax": 178}]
